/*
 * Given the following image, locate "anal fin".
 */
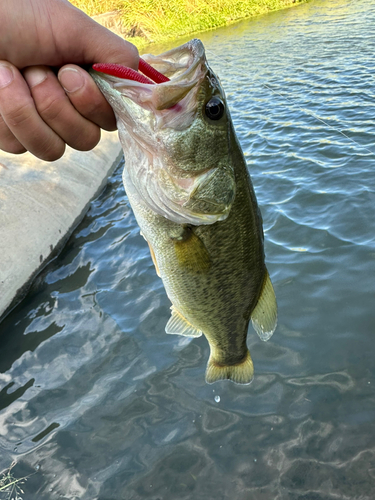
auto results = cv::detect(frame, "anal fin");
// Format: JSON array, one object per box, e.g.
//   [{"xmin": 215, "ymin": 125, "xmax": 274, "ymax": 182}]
[
  {"xmin": 165, "ymin": 306, "xmax": 202, "ymax": 338},
  {"xmin": 251, "ymin": 270, "xmax": 277, "ymax": 342}
]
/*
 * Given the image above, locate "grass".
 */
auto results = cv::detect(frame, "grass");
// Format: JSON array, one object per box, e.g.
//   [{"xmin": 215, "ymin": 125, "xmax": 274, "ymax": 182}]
[
  {"xmin": 0, "ymin": 462, "xmax": 35, "ymax": 500},
  {"xmin": 70, "ymin": 0, "xmax": 307, "ymax": 48},
  {"xmin": 0, "ymin": 462, "xmax": 24, "ymax": 500}
]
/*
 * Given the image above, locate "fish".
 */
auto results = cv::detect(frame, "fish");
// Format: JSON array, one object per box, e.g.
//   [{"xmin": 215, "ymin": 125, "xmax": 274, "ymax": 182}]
[{"xmin": 90, "ymin": 39, "xmax": 277, "ymax": 384}]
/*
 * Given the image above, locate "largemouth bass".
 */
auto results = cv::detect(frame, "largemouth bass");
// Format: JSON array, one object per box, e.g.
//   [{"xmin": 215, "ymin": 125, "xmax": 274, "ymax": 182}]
[{"xmin": 90, "ymin": 39, "xmax": 277, "ymax": 384}]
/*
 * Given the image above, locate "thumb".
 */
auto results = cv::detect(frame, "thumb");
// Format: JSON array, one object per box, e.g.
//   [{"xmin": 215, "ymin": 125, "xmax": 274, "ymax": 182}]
[
  {"xmin": 57, "ymin": 4, "xmax": 139, "ymax": 70},
  {"xmin": 80, "ymin": 20, "xmax": 139, "ymax": 69}
]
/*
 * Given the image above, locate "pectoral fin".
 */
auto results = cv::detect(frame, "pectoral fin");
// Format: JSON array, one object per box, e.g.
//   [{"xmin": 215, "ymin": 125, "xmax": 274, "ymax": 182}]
[
  {"xmin": 166, "ymin": 306, "xmax": 202, "ymax": 337},
  {"xmin": 251, "ymin": 270, "xmax": 277, "ymax": 341},
  {"xmin": 173, "ymin": 227, "xmax": 211, "ymax": 273}
]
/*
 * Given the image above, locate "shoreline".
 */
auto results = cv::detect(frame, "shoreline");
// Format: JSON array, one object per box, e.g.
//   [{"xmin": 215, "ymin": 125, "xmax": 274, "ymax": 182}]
[
  {"xmin": 0, "ymin": 0, "xmax": 307, "ymax": 322},
  {"xmin": 71, "ymin": 0, "xmax": 308, "ymax": 50},
  {"xmin": 0, "ymin": 132, "xmax": 122, "ymax": 322}
]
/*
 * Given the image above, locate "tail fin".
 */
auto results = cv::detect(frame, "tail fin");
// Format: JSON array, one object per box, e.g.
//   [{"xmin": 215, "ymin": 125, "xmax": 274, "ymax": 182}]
[{"xmin": 205, "ymin": 350, "xmax": 254, "ymax": 385}]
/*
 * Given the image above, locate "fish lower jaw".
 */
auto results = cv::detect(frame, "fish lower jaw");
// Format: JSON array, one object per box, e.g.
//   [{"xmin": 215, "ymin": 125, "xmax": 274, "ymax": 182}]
[{"xmin": 205, "ymin": 350, "xmax": 254, "ymax": 385}]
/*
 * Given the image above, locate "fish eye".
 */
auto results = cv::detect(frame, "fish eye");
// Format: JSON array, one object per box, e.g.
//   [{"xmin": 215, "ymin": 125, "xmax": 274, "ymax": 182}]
[{"xmin": 205, "ymin": 97, "xmax": 225, "ymax": 121}]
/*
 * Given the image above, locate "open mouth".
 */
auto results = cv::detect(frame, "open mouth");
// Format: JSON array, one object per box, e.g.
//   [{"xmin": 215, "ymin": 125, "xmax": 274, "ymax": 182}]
[
  {"xmin": 91, "ymin": 40, "xmax": 208, "ymax": 111},
  {"xmin": 92, "ymin": 58, "xmax": 171, "ymax": 85},
  {"xmin": 92, "ymin": 58, "xmax": 192, "ymax": 111}
]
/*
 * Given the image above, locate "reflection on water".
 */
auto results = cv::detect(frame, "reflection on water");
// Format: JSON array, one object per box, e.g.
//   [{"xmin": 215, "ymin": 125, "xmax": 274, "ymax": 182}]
[{"xmin": 1, "ymin": 0, "xmax": 375, "ymax": 498}]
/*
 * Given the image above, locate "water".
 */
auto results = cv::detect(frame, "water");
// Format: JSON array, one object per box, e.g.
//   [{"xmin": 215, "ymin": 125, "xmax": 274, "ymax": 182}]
[{"xmin": 1, "ymin": 1, "xmax": 375, "ymax": 498}]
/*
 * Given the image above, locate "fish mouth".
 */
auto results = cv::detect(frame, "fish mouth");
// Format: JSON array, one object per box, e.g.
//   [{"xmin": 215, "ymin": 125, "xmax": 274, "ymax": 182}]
[
  {"xmin": 90, "ymin": 40, "xmax": 234, "ymax": 226},
  {"xmin": 90, "ymin": 39, "xmax": 208, "ymax": 113}
]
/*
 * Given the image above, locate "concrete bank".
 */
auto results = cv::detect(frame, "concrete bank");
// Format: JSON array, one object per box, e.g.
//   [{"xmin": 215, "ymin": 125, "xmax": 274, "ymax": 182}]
[{"xmin": 0, "ymin": 130, "xmax": 122, "ymax": 322}]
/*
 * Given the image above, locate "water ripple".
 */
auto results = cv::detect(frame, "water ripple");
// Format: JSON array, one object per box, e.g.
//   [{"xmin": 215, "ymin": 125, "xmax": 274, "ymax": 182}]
[{"xmin": 1, "ymin": 1, "xmax": 375, "ymax": 498}]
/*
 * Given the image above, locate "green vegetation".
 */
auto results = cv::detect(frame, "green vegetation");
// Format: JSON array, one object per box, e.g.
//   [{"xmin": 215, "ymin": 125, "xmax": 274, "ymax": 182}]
[
  {"xmin": 71, "ymin": 0, "xmax": 306, "ymax": 48},
  {"xmin": 0, "ymin": 462, "xmax": 32, "ymax": 500},
  {"xmin": 71, "ymin": 0, "xmax": 117, "ymax": 15}
]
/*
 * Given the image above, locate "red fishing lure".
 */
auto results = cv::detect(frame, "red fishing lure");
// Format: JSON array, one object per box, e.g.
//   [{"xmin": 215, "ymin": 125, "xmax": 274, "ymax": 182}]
[{"xmin": 92, "ymin": 58, "xmax": 170, "ymax": 85}]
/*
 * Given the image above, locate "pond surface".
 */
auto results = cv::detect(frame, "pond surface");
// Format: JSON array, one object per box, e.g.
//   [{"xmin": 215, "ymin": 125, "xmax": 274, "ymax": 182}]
[{"xmin": 1, "ymin": 0, "xmax": 375, "ymax": 498}]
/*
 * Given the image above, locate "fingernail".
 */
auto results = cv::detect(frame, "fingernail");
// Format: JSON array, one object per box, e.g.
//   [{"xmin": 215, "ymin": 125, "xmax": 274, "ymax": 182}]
[
  {"xmin": 59, "ymin": 68, "xmax": 84, "ymax": 93},
  {"xmin": 24, "ymin": 67, "xmax": 48, "ymax": 88},
  {"xmin": 0, "ymin": 64, "xmax": 14, "ymax": 89}
]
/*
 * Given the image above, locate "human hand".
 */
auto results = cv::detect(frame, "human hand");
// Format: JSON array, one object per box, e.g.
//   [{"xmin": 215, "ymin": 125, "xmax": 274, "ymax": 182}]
[{"xmin": 0, "ymin": 0, "xmax": 138, "ymax": 161}]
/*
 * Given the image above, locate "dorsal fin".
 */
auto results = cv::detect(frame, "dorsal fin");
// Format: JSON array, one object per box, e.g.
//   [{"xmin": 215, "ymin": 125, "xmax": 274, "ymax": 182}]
[
  {"xmin": 165, "ymin": 306, "xmax": 202, "ymax": 337},
  {"xmin": 251, "ymin": 270, "xmax": 277, "ymax": 341}
]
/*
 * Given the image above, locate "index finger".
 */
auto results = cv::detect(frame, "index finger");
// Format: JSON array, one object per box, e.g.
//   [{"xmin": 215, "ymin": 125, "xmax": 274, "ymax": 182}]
[{"xmin": 0, "ymin": 61, "xmax": 65, "ymax": 160}]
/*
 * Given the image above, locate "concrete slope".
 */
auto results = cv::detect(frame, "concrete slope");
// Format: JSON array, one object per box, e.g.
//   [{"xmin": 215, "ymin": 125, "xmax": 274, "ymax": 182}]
[{"xmin": 0, "ymin": 130, "xmax": 122, "ymax": 321}]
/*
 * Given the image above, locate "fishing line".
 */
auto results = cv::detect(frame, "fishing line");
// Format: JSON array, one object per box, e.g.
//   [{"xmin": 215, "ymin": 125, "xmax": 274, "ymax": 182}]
[
  {"xmin": 206, "ymin": 50, "xmax": 375, "ymax": 156},
  {"xmin": 260, "ymin": 82, "xmax": 375, "ymax": 156}
]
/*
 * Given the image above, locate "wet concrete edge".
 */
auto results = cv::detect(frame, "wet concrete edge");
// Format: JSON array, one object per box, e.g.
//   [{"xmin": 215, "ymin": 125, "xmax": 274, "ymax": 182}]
[{"xmin": 0, "ymin": 130, "xmax": 122, "ymax": 324}]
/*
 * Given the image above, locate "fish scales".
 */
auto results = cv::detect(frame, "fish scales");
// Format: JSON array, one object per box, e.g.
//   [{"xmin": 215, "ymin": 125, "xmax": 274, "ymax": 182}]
[
  {"xmin": 91, "ymin": 39, "xmax": 277, "ymax": 384},
  {"xmin": 132, "ymin": 134, "xmax": 265, "ymax": 356}
]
